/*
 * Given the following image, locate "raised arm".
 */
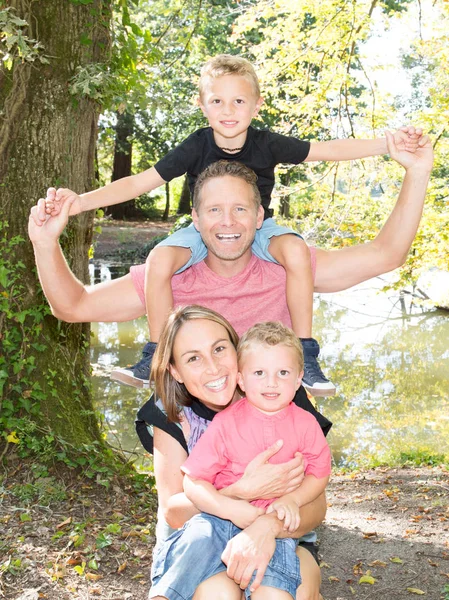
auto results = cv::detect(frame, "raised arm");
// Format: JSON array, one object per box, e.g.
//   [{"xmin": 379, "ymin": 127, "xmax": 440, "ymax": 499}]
[
  {"xmin": 38, "ymin": 167, "xmax": 166, "ymax": 221},
  {"xmin": 28, "ymin": 197, "xmax": 145, "ymax": 323},
  {"xmin": 306, "ymin": 125, "xmax": 422, "ymax": 162}
]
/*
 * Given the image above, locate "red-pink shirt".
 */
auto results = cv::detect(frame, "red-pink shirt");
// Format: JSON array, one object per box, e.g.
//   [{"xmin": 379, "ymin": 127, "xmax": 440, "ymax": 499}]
[{"xmin": 181, "ymin": 398, "xmax": 331, "ymax": 509}]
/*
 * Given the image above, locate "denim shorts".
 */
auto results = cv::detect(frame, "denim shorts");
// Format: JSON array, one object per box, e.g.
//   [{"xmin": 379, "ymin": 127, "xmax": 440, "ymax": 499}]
[
  {"xmin": 156, "ymin": 219, "xmax": 303, "ymax": 274},
  {"xmin": 149, "ymin": 513, "xmax": 301, "ymax": 600}
]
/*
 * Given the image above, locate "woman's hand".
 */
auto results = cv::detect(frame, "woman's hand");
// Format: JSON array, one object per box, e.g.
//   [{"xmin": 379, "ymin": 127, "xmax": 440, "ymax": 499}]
[{"xmin": 235, "ymin": 440, "xmax": 305, "ymax": 501}]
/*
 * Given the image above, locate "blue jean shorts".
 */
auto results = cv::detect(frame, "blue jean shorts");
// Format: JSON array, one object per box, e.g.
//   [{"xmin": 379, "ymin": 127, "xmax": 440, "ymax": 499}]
[
  {"xmin": 149, "ymin": 513, "xmax": 301, "ymax": 600},
  {"xmin": 156, "ymin": 219, "xmax": 303, "ymax": 274}
]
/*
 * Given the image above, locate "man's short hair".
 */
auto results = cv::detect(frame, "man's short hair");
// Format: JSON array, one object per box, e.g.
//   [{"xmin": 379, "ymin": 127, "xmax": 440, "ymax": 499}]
[
  {"xmin": 193, "ymin": 160, "xmax": 262, "ymax": 213},
  {"xmin": 237, "ymin": 321, "xmax": 304, "ymax": 372},
  {"xmin": 199, "ymin": 54, "xmax": 261, "ymax": 99}
]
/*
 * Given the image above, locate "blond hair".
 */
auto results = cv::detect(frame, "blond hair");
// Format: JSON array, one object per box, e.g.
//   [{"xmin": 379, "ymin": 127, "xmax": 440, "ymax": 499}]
[
  {"xmin": 237, "ymin": 322, "xmax": 304, "ymax": 371},
  {"xmin": 193, "ymin": 160, "xmax": 261, "ymax": 212},
  {"xmin": 151, "ymin": 305, "xmax": 239, "ymax": 423},
  {"xmin": 199, "ymin": 54, "xmax": 261, "ymax": 99}
]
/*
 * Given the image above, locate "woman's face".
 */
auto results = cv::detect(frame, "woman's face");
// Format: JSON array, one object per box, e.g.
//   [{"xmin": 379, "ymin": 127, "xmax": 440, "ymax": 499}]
[{"xmin": 169, "ymin": 318, "xmax": 238, "ymax": 411}]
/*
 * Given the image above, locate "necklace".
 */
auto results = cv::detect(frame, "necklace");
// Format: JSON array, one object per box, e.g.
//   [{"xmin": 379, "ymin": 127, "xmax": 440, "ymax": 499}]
[{"xmin": 219, "ymin": 146, "xmax": 243, "ymax": 152}]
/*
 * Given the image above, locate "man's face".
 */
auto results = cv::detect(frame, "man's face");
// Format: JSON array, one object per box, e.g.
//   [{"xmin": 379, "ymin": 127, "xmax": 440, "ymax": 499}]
[{"xmin": 192, "ymin": 175, "xmax": 264, "ymax": 264}]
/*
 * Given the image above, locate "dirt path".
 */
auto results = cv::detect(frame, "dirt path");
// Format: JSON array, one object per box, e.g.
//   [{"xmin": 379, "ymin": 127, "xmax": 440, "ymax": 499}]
[
  {"xmin": 1, "ymin": 463, "xmax": 448, "ymax": 600},
  {"xmin": 92, "ymin": 220, "xmax": 171, "ymax": 261}
]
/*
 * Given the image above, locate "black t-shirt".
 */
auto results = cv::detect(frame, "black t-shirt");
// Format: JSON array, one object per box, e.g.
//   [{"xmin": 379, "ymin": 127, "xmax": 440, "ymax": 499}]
[{"xmin": 154, "ymin": 126, "xmax": 310, "ymax": 219}]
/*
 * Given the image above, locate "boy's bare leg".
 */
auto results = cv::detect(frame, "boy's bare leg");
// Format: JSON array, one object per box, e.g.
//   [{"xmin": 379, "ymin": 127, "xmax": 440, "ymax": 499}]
[
  {"xmin": 269, "ymin": 235, "xmax": 313, "ymax": 339},
  {"xmin": 145, "ymin": 246, "xmax": 191, "ymax": 341},
  {"xmin": 110, "ymin": 245, "xmax": 190, "ymax": 388},
  {"xmin": 269, "ymin": 235, "xmax": 336, "ymax": 397},
  {"xmin": 296, "ymin": 546, "xmax": 322, "ymax": 600},
  {"xmin": 251, "ymin": 588, "xmax": 291, "ymax": 599},
  {"xmin": 193, "ymin": 572, "xmax": 242, "ymax": 599}
]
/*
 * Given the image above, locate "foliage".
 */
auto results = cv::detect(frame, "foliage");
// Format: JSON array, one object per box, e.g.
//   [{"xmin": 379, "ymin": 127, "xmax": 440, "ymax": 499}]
[{"xmin": 0, "ymin": 6, "xmax": 49, "ymax": 69}]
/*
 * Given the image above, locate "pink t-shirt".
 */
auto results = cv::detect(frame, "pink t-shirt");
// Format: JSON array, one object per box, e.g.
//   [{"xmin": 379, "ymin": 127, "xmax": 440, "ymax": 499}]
[
  {"xmin": 130, "ymin": 251, "xmax": 316, "ymax": 335},
  {"xmin": 181, "ymin": 398, "xmax": 331, "ymax": 509}
]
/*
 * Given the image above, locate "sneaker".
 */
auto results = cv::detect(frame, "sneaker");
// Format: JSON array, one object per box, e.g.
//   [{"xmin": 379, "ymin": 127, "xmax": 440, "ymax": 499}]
[
  {"xmin": 300, "ymin": 338, "xmax": 336, "ymax": 397},
  {"xmin": 110, "ymin": 341, "xmax": 157, "ymax": 389}
]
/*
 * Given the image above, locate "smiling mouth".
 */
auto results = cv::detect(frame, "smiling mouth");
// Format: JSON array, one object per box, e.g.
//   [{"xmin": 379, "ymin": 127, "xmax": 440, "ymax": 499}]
[
  {"xmin": 220, "ymin": 120, "xmax": 238, "ymax": 126},
  {"xmin": 262, "ymin": 393, "xmax": 280, "ymax": 398},
  {"xmin": 216, "ymin": 234, "xmax": 241, "ymax": 240},
  {"xmin": 205, "ymin": 376, "xmax": 227, "ymax": 390}
]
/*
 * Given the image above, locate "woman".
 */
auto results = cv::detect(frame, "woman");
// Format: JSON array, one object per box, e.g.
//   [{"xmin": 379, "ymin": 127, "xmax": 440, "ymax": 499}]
[{"xmin": 148, "ymin": 305, "xmax": 326, "ymax": 600}]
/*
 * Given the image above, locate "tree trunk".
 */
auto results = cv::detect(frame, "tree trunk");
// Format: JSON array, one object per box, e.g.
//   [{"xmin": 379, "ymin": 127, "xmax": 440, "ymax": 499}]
[
  {"xmin": 177, "ymin": 175, "xmax": 191, "ymax": 214},
  {"xmin": 106, "ymin": 111, "xmax": 143, "ymax": 220},
  {"xmin": 0, "ymin": 1, "xmax": 111, "ymax": 449},
  {"xmin": 163, "ymin": 182, "xmax": 170, "ymax": 221},
  {"xmin": 279, "ymin": 171, "xmax": 291, "ymax": 218}
]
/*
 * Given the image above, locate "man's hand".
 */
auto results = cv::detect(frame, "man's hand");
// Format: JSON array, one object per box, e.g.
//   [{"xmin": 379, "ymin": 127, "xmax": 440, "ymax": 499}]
[
  {"xmin": 386, "ymin": 130, "xmax": 433, "ymax": 172},
  {"xmin": 28, "ymin": 193, "xmax": 75, "ymax": 246},
  {"xmin": 392, "ymin": 126, "xmax": 423, "ymax": 153},
  {"xmin": 235, "ymin": 440, "xmax": 305, "ymax": 501},
  {"xmin": 45, "ymin": 187, "xmax": 82, "ymax": 218},
  {"xmin": 221, "ymin": 515, "xmax": 278, "ymax": 593},
  {"xmin": 266, "ymin": 494, "xmax": 301, "ymax": 532}
]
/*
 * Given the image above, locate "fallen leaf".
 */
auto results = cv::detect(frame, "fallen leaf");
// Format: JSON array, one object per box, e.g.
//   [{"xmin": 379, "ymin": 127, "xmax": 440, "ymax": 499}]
[
  {"xmin": 117, "ymin": 561, "xmax": 127, "ymax": 573},
  {"xmin": 363, "ymin": 531, "xmax": 377, "ymax": 538},
  {"xmin": 390, "ymin": 557, "xmax": 404, "ymax": 564},
  {"xmin": 6, "ymin": 431, "xmax": 19, "ymax": 444},
  {"xmin": 359, "ymin": 575, "xmax": 376, "ymax": 584},
  {"xmin": 328, "ymin": 576, "xmax": 340, "ymax": 582},
  {"xmin": 57, "ymin": 517, "xmax": 72, "ymax": 529},
  {"xmin": 85, "ymin": 573, "xmax": 103, "ymax": 582},
  {"xmin": 428, "ymin": 559, "xmax": 438, "ymax": 567},
  {"xmin": 368, "ymin": 560, "xmax": 387, "ymax": 567},
  {"xmin": 406, "ymin": 588, "xmax": 426, "ymax": 595}
]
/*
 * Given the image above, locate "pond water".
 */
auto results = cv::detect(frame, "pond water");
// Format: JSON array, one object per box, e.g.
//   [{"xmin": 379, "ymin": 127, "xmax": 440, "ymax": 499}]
[{"xmin": 90, "ymin": 263, "xmax": 449, "ymax": 470}]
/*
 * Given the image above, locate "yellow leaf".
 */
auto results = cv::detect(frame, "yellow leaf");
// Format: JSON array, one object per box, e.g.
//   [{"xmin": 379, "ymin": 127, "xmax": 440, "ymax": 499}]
[
  {"xmin": 328, "ymin": 576, "xmax": 340, "ymax": 582},
  {"xmin": 390, "ymin": 557, "xmax": 404, "ymax": 564},
  {"xmin": 406, "ymin": 588, "xmax": 426, "ymax": 595},
  {"xmin": 368, "ymin": 560, "xmax": 387, "ymax": 567},
  {"xmin": 6, "ymin": 431, "xmax": 19, "ymax": 444},
  {"xmin": 359, "ymin": 575, "xmax": 376, "ymax": 584},
  {"xmin": 117, "ymin": 561, "xmax": 127, "ymax": 573}
]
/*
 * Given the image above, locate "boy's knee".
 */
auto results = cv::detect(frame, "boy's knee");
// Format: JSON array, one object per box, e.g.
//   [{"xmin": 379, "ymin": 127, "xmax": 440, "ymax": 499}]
[
  {"xmin": 146, "ymin": 245, "xmax": 190, "ymax": 277},
  {"xmin": 270, "ymin": 234, "xmax": 310, "ymax": 268}
]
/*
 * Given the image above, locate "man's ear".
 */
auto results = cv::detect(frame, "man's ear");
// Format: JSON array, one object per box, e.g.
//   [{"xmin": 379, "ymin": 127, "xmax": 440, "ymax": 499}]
[
  {"xmin": 192, "ymin": 208, "xmax": 200, "ymax": 231},
  {"xmin": 256, "ymin": 205, "xmax": 264, "ymax": 230},
  {"xmin": 237, "ymin": 372, "xmax": 245, "ymax": 391},
  {"xmin": 169, "ymin": 363, "xmax": 183, "ymax": 384}
]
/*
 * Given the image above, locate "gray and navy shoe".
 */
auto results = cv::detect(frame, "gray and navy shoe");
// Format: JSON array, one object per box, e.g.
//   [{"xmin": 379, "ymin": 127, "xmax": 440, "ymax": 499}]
[
  {"xmin": 301, "ymin": 338, "xmax": 336, "ymax": 397},
  {"xmin": 110, "ymin": 341, "xmax": 157, "ymax": 389}
]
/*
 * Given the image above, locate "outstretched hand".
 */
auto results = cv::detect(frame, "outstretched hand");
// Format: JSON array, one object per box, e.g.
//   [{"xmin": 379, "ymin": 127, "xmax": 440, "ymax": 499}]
[
  {"xmin": 28, "ymin": 192, "xmax": 75, "ymax": 246},
  {"xmin": 44, "ymin": 187, "xmax": 82, "ymax": 218},
  {"xmin": 386, "ymin": 130, "xmax": 433, "ymax": 172}
]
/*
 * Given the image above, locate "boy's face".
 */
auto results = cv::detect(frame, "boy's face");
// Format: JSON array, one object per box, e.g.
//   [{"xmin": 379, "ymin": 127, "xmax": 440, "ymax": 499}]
[
  {"xmin": 237, "ymin": 343, "xmax": 303, "ymax": 415},
  {"xmin": 199, "ymin": 75, "xmax": 263, "ymax": 144}
]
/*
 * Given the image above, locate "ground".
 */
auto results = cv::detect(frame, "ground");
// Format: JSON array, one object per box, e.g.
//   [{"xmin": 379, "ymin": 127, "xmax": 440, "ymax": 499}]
[
  {"xmin": 2, "ymin": 222, "xmax": 447, "ymax": 600},
  {"xmin": 1, "ymin": 460, "xmax": 448, "ymax": 600}
]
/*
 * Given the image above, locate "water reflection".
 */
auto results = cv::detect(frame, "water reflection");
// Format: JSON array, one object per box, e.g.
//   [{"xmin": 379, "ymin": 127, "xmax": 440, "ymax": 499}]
[{"xmin": 90, "ymin": 263, "xmax": 449, "ymax": 469}]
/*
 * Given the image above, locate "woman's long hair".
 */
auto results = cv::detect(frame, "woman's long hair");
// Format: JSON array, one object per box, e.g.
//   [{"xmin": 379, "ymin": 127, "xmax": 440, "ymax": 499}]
[{"xmin": 150, "ymin": 305, "xmax": 239, "ymax": 423}]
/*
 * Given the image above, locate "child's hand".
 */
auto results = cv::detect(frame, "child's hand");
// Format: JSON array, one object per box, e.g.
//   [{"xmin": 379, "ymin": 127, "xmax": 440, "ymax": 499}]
[
  {"xmin": 266, "ymin": 495, "xmax": 300, "ymax": 532},
  {"xmin": 231, "ymin": 500, "xmax": 265, "ymax": 530},
  {"xmin": 45, "ymin": 187, "xmax": 82, "ymax": 217},
  {"xmin": 391, "ymin": 126, "xmax": 423, "ymax": 154}
]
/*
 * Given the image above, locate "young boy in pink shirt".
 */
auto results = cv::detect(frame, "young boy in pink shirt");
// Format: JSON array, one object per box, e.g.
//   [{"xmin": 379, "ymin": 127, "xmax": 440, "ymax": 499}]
[{"xmin": 149, "ymin": 321, "xmax": 331, "ymax": 600}]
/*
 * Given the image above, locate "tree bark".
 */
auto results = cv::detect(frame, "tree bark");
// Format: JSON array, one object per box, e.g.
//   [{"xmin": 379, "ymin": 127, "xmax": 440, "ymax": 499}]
[
  {"xmin": 279, "ymin": 171, "xmax": 291, "ymax": 218},
  {"xmin": 106, "ymin": 111, "xmax": 143, "ymax": 220},
  {"xmin": 162, "ymin": 182, "xmax": 170, "ymax": 221},
  {"xmin": 0, "ymin": 1, "xmax": 111, "ymax": 447},
  {"xmin": 177, "ymin": 175, "xmax": 191, "ymax": 214}
]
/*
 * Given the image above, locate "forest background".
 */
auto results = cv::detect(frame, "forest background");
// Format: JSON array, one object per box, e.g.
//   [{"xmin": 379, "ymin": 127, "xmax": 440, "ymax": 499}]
[
  {"xmin": 0, "ymin": 1, "xmax": 448, "ymax": 598},
  {"xmin": 1, "ymin": 0, "xmax": 448, "ymax": 495}
]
